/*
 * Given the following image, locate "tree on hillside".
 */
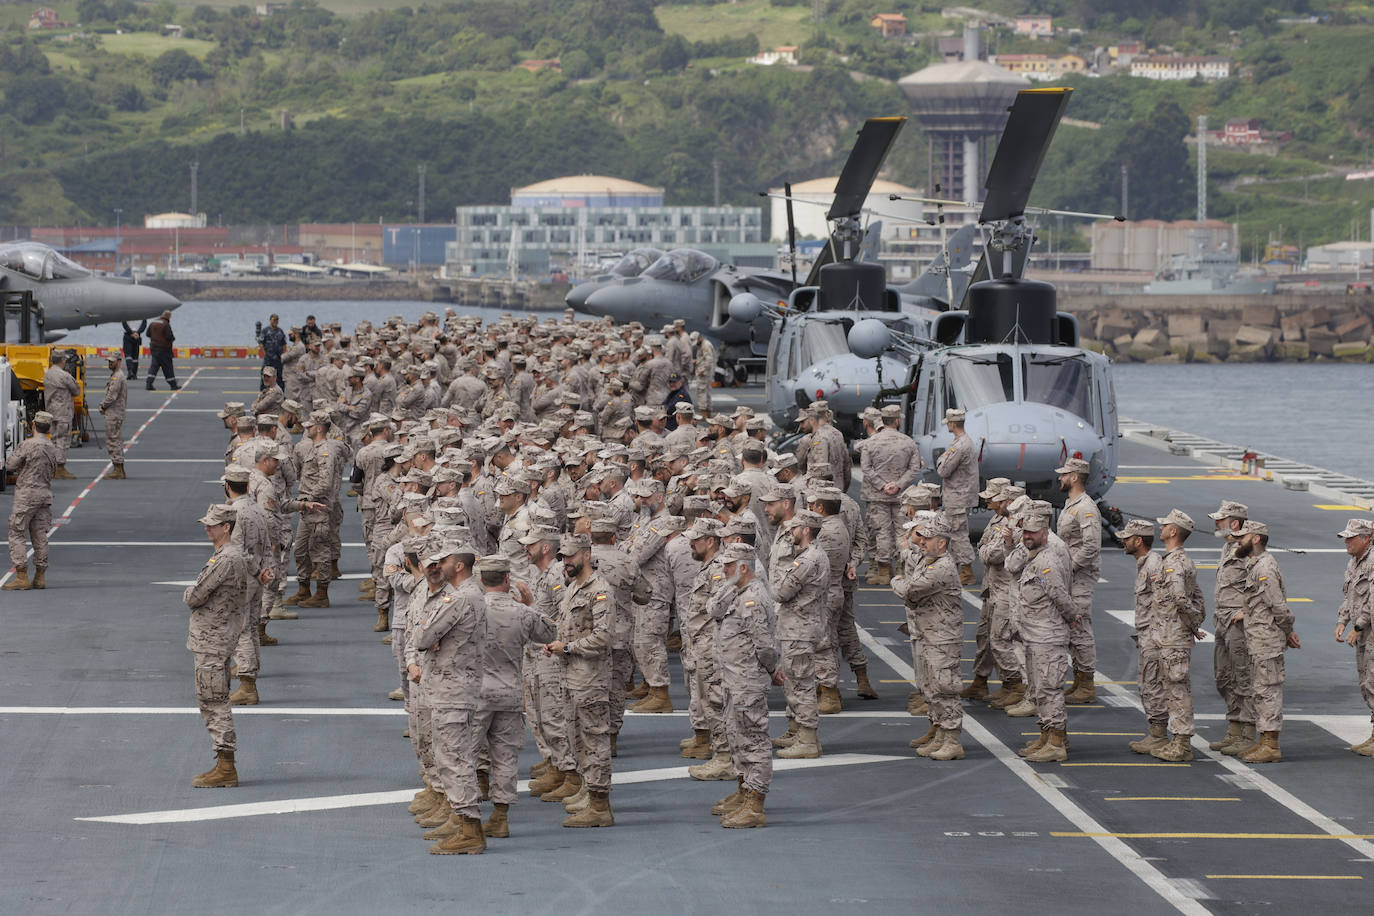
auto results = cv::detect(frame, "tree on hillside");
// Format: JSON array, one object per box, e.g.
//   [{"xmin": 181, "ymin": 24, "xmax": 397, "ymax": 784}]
[
  {"xmin": 1108, "ymin": 99, "xmax": 1192, "ymax": 220},
  {"xmin": 150, "ymin": 49, "xmax": 210, "ymax": 88}
]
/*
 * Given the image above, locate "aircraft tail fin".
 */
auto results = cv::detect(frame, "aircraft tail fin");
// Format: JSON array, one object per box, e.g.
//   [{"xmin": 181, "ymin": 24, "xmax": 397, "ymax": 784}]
[
  {"xmin": 895, "ymin": 224, "xmax": 978, "ymax": 307},
  {"xmin": 857, "ymin": 221, "xmax": 883, "ymax": 264}
]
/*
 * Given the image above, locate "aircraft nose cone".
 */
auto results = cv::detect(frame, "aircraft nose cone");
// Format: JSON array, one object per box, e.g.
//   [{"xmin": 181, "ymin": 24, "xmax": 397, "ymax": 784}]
[
  {"xmin": 565, "ymin": 281, "xmax": 601, "ymax": 311},
  {"xmin": 583, "ymin": 285, "xmax": 639, "ymax": 321}
]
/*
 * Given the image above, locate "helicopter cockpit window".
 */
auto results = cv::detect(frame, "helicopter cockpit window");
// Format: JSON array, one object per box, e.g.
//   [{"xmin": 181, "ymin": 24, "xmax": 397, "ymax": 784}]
[
  {"xmin": 643, "ymin": 248, "xmax": 718, "ymax": 284},
  {"xmin": 800, "ymin": 322, "xmax": 850, "ymax": 368},
  {"xmin": 611, "ymin": 247, "xmax": 664, "ymax": 277},
  {"xmin": 943, "ymin": 353, "xmax": 1014, "ymax": 411},
  {"xmin": 1022, "ymin": 355, "xmax": 1093, "ymax": 421},
  {"xmin": 0, "ymin": 243, "xmax": 91, "ymax": 280}
]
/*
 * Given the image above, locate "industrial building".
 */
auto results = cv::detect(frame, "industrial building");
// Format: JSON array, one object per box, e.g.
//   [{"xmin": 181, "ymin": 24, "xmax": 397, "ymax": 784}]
[{"xmin": 1089, "ymin": 219, "xmax": 1238, "ymax": 272}]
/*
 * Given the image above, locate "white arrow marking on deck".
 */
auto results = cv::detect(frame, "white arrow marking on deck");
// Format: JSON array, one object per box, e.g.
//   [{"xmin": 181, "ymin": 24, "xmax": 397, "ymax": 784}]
[{"xmin": 75, "ymin": 754, "xmax": 903, "ymax": 825}]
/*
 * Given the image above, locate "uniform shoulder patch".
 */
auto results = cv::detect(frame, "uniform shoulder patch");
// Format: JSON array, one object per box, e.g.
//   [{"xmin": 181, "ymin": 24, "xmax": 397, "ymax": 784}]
[
  {"xmin": 1259, "ymin": 576, "xmax": 1267, "ymax": 581},
  {"xmin": 1165, "ymin": 568, "xmax": 1174, "ymax": 573},
  {"xmin": 1041, "ymin": 568, "xmax": 1050, "ymax": 574},
  {"xmin": 595, "ymin": 593, "xmax": 607, "ymax": 601},
  {"xmin": 551, "ymin": 584, "xmax": 562, "ymax": 591}
]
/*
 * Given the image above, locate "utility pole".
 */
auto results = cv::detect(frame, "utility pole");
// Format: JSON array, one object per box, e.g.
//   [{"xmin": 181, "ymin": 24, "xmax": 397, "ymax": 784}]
[
  {"xmin": 417, "ymin": 164, "xmax": 426, "ymax": 224},
  {"xmin": 1196, "ymin": 115, "xmax": 1207, "ymax": 224},
  {"xmin": 1120, "ymin": 163, "xmax": 1128, "ymax": 221},
  {"xmin": 189, "ymin": 159, "xmax": 199, "ymax": 215},
  {"xmin": 113, "ymin": 208, "xmax": 121, "ymax": 273},
  {"xmin": 712, "ymin": 157, "xmax": 720, "ymax": 207}
]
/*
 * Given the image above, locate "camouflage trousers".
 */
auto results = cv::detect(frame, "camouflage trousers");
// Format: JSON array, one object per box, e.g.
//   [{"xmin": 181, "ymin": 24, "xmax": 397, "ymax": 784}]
[
  {"xmin": 1213, "ymin": 618, "xmax": 1255, "ymax": 725},
  {"xmin": 50, "ymin": 417, "xmax": 71, "ymax": 464},
  {"xmin": 432, "ymin": 706, "xmax": 482, "ymax": 818},
  {"xmin": 7, "ymin": 493, "xmax": 51, "ymax": 568},
  {"xmin": 868, "ymin": 499, "xmax": 902, "ymax": 565},
  {"xmin": 724, "ymin": 687, "xmax": 772, "ymax": 795},
  {"xmin": 816, "ymin": 587, "xmax": 843, "ymax": 688},
  {"xmin": 779, "ymin": 639, "xmax": 819, "ymax": 729},
  {"xmin": 408, "ymin": 689, "xmax": 438, "ymax": 787},
  {"xmin": 632, "ymin": 595, "xmax": 671, "ymax": 687},
  {"xmin": 972, "ymin": 592, "xmax": 996, "ymax": 678},
  {"xmin": 294, "ymin": 509, "xmax": 333, "ymax": 582},
  {"xmin": 232, "ymin": 579, "xmax": 264, "ymax": 678},
  {"xmin": 392, "ymin": 619, "xmax": 410, "ymax": 702},
  {"xmin": 921, "ymin": 641, "xmax": 963, "ymax": 731},
  {"xmin": 327, "ymin": 498, "xmax": 343, "ymax": 564},
  {"xmin": 474, "ymin": 708, "xmax": 525, "ymax": 805},
  {"xmin": 1250, "ymin": 654, "xmax": 1285, "ymax": 733},
  {"xmin": 693, "ymin": 378, "xmax": 712, "ymax": 415},
  {"xmin": 839, "ymin": 584, "xmax": 867, "ymax": 672},
  {"xmin": 1025, "ymin": 641, "xmax": 1069, "ymax": 731},
  {"xmin": 260, "ymin": 547, "xmax": 285, "ymax": 622},
  {"xmin": 943, "ymin": 507, "xmax": 974, "ymax": 566},
  {"xmin": 193, "ymin": 651, "xmax": 235, "ymax": 753},
  {"xmin": 104, "ymin": 416, "xmax": 125, "ymax": 465},
  {"xmin": 568, "ymin": 688, "xmax": 612, "ymax": 793},
  {"xmin": 608, "ymin": 647, "xmax": 635, "ymax": 738},
  {"xmin": 690, "ymin": 650, "xmax": 728, "ymax": 755},
  {"xmin": 1067, "ymin": 578, "xmax": 1097, "ymax": 675},
  {"xmin": 1136, "ymin": 640, "xmax": 1167, "ymax": 727},
  {"xmin": 1356, "ymin": 634, "xmax": 1374, "ymax": 723},
  {"xmin": 1160, "ymin": 645, "xmax": 1195, "ymax": 736},
  {"xmin": 908, "ymin": 633, "xmax": 928, "ymax": 701},
  {"xmin": 527, "ymin": 651, "xmax": 576, "ymax": 771}
]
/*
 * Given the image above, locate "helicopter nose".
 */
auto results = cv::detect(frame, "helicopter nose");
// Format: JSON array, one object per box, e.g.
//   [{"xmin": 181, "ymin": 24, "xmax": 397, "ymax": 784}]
[
  {"xmin": 565, "ymin": 280, "xmax": 602, "ymax": 311},
  {"xmin": 583, "ymin": 285, "xmax": 640, "ymax": 322}
]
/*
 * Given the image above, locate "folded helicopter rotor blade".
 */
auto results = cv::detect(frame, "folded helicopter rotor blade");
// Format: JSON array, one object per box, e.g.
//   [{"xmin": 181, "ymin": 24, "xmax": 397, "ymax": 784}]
[
  {"xmin": 785, "ymin": 181, "xmax": 799, "ymax": 287},
  {"xmin": 827, "ymin": 117, "xmax": 906, "ymax": 222},
  {"xmin": 979, "ymin": 88, "xmax": 1072, "ymax": 224}
]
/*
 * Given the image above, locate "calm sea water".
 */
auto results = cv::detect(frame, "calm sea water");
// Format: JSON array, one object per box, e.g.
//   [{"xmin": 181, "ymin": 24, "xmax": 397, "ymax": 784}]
[{"xmin": 56, "ymin": 300, "xmax": 1374, "ymax": 482}]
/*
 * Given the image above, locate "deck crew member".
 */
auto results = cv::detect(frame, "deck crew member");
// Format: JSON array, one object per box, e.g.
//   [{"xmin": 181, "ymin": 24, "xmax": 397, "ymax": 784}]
[
  {"xmin": 1149, "ymin": 509, "xmax": 1206, "ymax": 763},
  {"xmin": 935, "ymin": 408, "xmax": 978, "ymax": 584},
  {"xmin": 1009, "ymin": 501, "xmax": 1074, "ymax": 762},
  {"xmin": 1208, "ymin": 500, "xmax": 1255, "ymax": 755},
  {"xmin": 4, "ymin": 410, "xmax": 60, "ymax": 591},
  {"xmin": 43, "ymin": 351, "xmax": 80, "ymax": 480},
  {"xmin": 1235, "ymin": 520, "xmax": 1297, "ymax": 764},
  {"xmin": 1055, "ymin": 457, "xmax": 1101, "ymax": 704},
  {"xmin": 1121, "ymin": 519, "xmax": 1169, "ymax": 755},
  {"xmin": 1336, "ymin": 518, "xmax": 1374, "ymax": 755},
  {"xmin": 99, "ymin": 352, "xmax": 129, "ymax": 479}
]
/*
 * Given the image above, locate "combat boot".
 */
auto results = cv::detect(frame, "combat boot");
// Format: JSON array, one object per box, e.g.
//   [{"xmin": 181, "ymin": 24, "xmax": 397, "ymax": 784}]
[
  {"xmin": 680, "ymin": 729, "xmax": 712, "ymax": 759},
  {"xmin": 1065, "ymin": 671, "xmax": 1097, "ymax": 704},
  {"xmin": 1024, "ymin": 729, "xmax": 1068, "ymax": 763},
  {"xmin": 865, "ymin": 563, "xmax": 882, "ymax": 585},
  {"xmin": 422, "ymin": 814, "xmax": 462, "ymax": 840},
  {"xmin": 666, "ymin": 630, "xmax": 682, "ymax": 653},
  {"xmin": 1350, "ymin": 729, "xmax": 1374, "ymax": 754},
  {"xmin": 191, "ymin": 750, "xmax": 238, "ymax": 788},
  {"xmin": 917, "ymin": 727, "xmax": 947, "ymax": 758},
  {"xmin": 300, "ymin": 580, "xmax": 330, "ymax": 608},
  {"xmin": 1221, "ymin": 723, "xmax": 1256, "ymax": 757},
  {"xmin": 1240, "ymin": 731, "xmax": 1282, "ymax": 764},
  {"xmin": 409, "ymin": 786, "xmax": 440, "ymax": 814},
  {"xmin": 387, "ymin": 687, "xmax": 404, "ymax": 701},
  {"xmin": 229, "ymin": 676, "xmax": 259, "ymax": 706},
  {"xmin": 373, "ymin": 611, "xmax": 388, "ymax": 632},
  {"xmin": 562, "ymin": 790, "xmax": 613, "ymax": 828},
  {"xmin": 1209, "ymin": 721, "xmax": 1244, "ymax": 751},
  {"xmin": 720, "ymin": 789, "xmax": 766, "ymax": 829},
  {"xmin": 30, "ymin": 567, "xmax": 45, "ymax": 589},
  {"xmin": 771, "ymin": 720, "xmax": 798, "ymax": 749},
  {"xmin": 987, "ymin": 676, "xmax": 1024, "ymax": 709},
  {"xmin": 529, "ymin": 766, "xmax": 564, "ymax": 797},
  {"xmin": 330, "ymin": 560, "xmax": 342, "ymax": 580},
  {"xmin": 258, "ymin": 622, "xmax": 277, "ymax": 646},
  {"xmin": 688, "ymin": 752, "xmax": 734, "ymax": 781},
  {"xmin": 1151, "ymin": 734, "xmax": 1194, "ymax": 762},
  {"xmin": 907, "ymin": 693, "xmax": 929, "ymax": 716},
  {"xmin": 854, "ymin": 666, "xmax": 879, "ymax": 700},
  {"xmin": 959, "ymin": 564, "xmax": 975, "ymax": 586},
  {"xmin": 629, "ymin": 685, "xmax": 673, "ymax": 713},
  {"xmin": 908, "ymin": 723, "xmax": 938, "ymax": 750},
  {"xmin": 712, "ymin": 777, "xmax": 746, "ymax": 816},
  {"xmin": 417, "ymin": 798, "xmax": 453, "ymax": 828},
  {"xmin": 1005, "ymin": 696, "xmax": 1037, "ymax": 717},
  {"xmin": 776, "ymin": 726, "xmax": 820, "ymax": 759},
  {"xmin": 562, "ymin": 783, "xmax": 590, "ymax": 813},
  {"xmin": 107, "ymin": 464, "xmax": 126, "ymax": 479},
  {"xmin": 875, "ymin": 562, "xmax": 892, "ymax": 586},
  {"xmin": 1129, "ymin": 723, "xmax": 1168, "ymax": 755},
  {"xmin": 53, "ymin": 464, "xmax": 76, "ymax": 480},
  {"xmin": 483, "ymin": 802, "xmax": 510, "ymax": 838},
  {"xmin": 1019, "ymin": 729, "xmax": 1049, "ymax": 758},
  {"xmin": 540, "ymin": 771, "xmax": 582, "ymax": 802},
  {"xmin": 530, "ymin": 758, "xmax": 550, "ymax": 779},
  {"xmin": 818, "ymin": 685, "xmax": 843, "ymax": 715},
  {"xmin": 3, "ymin": 567, "xmax": 30, "ymax": 590},
  {"xmin": 269, "ymin": 597, "xmax": 297, "ymax": 620},
  {"xmin": 960, "ymin": 675, "xmax": 990, "ymax": 702},
  {"xmin": 928, "ymin": 727, "xmax": 965, "ymax": 761},
  {"xmin": 284, "ymin": 581, "xmax": 311, "ymax": 606},
  {"xmin": 626, "ymin": 679, "xmax": 650, "ymax": 701},
  {"xmin": 431, "ymin": 816, "xmax": 486, "ymax": 854}
]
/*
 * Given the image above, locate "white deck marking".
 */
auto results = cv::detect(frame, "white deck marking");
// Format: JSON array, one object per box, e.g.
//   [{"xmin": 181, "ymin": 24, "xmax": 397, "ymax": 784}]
[
  {"xmin": 858, "ymin": 622, "xmax": 1208, "ymax": 916},
  {"xmin": 1104, "ymin": 610, "xmax": 1214, "ymax": 643},
  {"xmin": 76, "ymin": 754, "xmax": 903, "ymax": 825}
]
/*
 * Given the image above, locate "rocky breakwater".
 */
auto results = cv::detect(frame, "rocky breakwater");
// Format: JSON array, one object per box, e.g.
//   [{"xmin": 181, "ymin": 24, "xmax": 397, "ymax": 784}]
[{"xmin": 1075, "ymin": 301, "xmax": 1374, "ymax": 363}]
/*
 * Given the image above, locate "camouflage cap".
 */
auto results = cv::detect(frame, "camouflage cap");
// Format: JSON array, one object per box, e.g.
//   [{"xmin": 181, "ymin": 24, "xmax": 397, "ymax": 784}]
[
  {"xmin": 1117, "ymin": 518, "xmax": 1155, "ymax": 540},
  {"xmin": 197, "ymin": 503, "xmax": 237, "ymax": 526},
  {"xmin": 1054, "ymin": 457, "xmax": 1091, "ymax": 476},
  {"xmin": 476, "ymin": 555, "xmax": 510, "ymax": 574},
  {"xmin": 235, "ymin": 415, "xmax": 255, "ymax": 431},
  {"xmin": 518, "ymin": 525, "xmax": 562, "ymax": 546},
  {"xmin": 1207, "ymin": 500, "xmax": 1249, "ymax": 521},
  {"xmin": 789, "ymin": 509, "xmax": 824, "ymax": 530},
  {"xmin": 720, "ymin": 542, "xmax": 755, "ymax": 565},
  {"xmin": 216, "ymin": 402, "xmax": 246, "ymax": 419},
  {"xmin": 1338, "ymin": 519, "xmax": 1374, "ymax": 539},
  {"xmin": 589, "ymin": 515, "xmax": 619, "ymax": 534},
  {"xmin": 221, "ymin": 465, "xmax": 251, "ymax": 484},
  {"xmin": 686, "ymin": 518, "xmax": 723, "ymax": 540},
  {"xmin": 1155, "ymin": 508, "xmax": 1196, "ymax": 533},
  {"xmin": 32, "ymin": 410, "xmax": 54, "ymax": 424},
  {"xmin": 979, "ymin": 477, "xmax": 1011, "ymax": 500},
  {"xmin": 1239, "ymin": 520, "xmax": 1269, "ymax": 537},
  {"xmin": 557, "ymin": 533, "xmax": 591, "ymax": 556},
  {"xmin": 944, "ymin": 408, "xmax": 966, "ymax": 423}
]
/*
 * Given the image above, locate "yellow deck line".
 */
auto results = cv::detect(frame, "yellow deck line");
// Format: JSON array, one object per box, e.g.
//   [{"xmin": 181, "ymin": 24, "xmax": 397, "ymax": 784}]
[{"xmin": 1205, "ymin": 874, "xmax": 1362, "ymax": 880}]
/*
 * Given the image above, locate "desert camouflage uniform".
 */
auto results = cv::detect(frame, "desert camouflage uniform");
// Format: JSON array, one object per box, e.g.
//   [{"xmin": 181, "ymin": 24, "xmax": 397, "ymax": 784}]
[{"xmin": 184, "ymin": 542, "xmax": 249, "ymax": 752}]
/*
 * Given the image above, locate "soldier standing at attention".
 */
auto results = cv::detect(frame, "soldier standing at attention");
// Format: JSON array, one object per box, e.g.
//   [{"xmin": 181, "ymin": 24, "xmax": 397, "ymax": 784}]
[
  {"xmin": 1208, "ymin": 501, "xmax": 1255, "ymax": 755},
  {"xmin": 965, "ymin": 478, "xmax": 1011, "ymax": 702},
  {"xmin": 772, "ymin": 510, "xmax": 829, "ymax": 759},
  {"xmin": 795, "ymin": 402, "xmax": 851, "ymax": 491},
  {"xmin": 1009, "ymin": 502, "xmax": 1074, "ymax": 762},
  {"xmin": 935, "ymin": 408, "xmax": 978, "ymax": 585},
  {"xmin": 1055, "ymin": 457, "xmax": 1101, "ymax": 704},
  {"xmin": 1149, "ymin": 509, "xmax": 1206, "ymax": 763},
  {"xmin": 860, "ymin": 404, "xmax": 924, "ymax": 586},
  {"xmin": 1121, "ymin": 519, "xmax": 1169, "ymax": 755},
  {"xmin": 98, "ymin": 352, "xmax": 128, "ymax": 479},
  {"xmin": 1335, "ymin": 518, "xmax": 1374, "ymax": 755},
  {"xmin": 43, "ymin": 351, "xmax": 80, "ymax": 480},
  {"xmin": 1235, "ymin": 520, "xmax": 1298, "ymax": 764},
  {"xmin": 690, "ymin": 332, "xmax": 715, "ymax": 414},
  {"xmin": 4, "ymin": 411, "xmax": 60, "ymax": 591},
  {"xmin": 184, "ymin": 504, "xmax": 249, "ymax": 788}
]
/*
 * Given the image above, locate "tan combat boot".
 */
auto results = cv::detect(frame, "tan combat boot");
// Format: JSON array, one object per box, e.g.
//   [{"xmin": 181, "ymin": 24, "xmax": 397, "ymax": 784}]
[
  {"xmin": 258, "ymin": 622, "xmax": 278, "ymax": 647},
  {"xmin": 1209, "ymin": 721, "xmax": 1244, "ymax": 751},
  {"xmin": 107, "ymin": 464, "xmax": 126, "ymax": 479},
  {"xmin": 875, "ymin": 562, "xmax": 892, "ymax": 586},
  {"xmin": 960, "ymin": 674, "xmax": 990, "ymax": 702},
  {"xmin": 1221, "ymin": 723, "xmax": 1256, "ymax": 757},
  {"xmin": 1129, "ymin": 722, "xmax": 1168, "ymax": 755},
  {"xmin": 530, "ymin": 758, "xmax": 550, "ymax": 779},
  {"xmin": 53, "ymin": 464, "xmax": 77, "ymax": 480},
  {"xmin": 1150, "ymin": 733, "xmax": 1194, "ymax": 762},
  {"xmin": 688, "ymin": 752, "xmax": 734, "ymax": 781},
  {"xmin": 865, "ymin": 563, "xmax": 882, "ymax": 586},
  {"xmin": 712, "ymin": 777, "xmax": 746, "ymax": 816},
  {"xmin": 359, "ymin": 578, "xmax": 376, "ymax": 597},
  {"xmin": 540, "ymin": 771, "xmax": 582, "ymax": 802},
  {"xmin": 422, "ymin": 814, "xmax": 463, "ymax": 840},
  {"xmin": 959, "ymin": 564, "xmax": 975, "ymax": 586},
  {"xmin": 1024, "ymin": 728, "xmax": 1068, "ymax": 763},
  {"xmin": 1351, "ymin": 729, "xmax": 1374, "ymax": 754},
  {"xmin": 987, "ymin": 676, "xmax": 1024, "ymax": 709},
  {"xmin": 775, "ymin": 726, "xmax": 820, "ymax": 759},
  {"xmin": 409, "ymin": 786, "xmax": 440, "ymax": 815},
  {"xmin": 373, "ymin": 611, "xmax": 388, "ymax": 632},
  {"xmin": 854, "ymin": 666, "xmax": 879, "ymax": 700},
  {"xmin": 431, "ymin": 816, "xmax": 486, "ymax": 854},
  {"xmin": 417, "ymin": 798, "xmax": 454, "ymax": 828},
  {"xmin": 1019, "ymin": 728, "xmax": 1049, "ymax": 758},
  {"xmin": 483, "ymin": 803, "xmax": 510, "ymax": 838},
  {"xmin": 562, "ymin": 783, "xmax": 590, "ymax": 813},
  {"xmin": 284, "ymin": 581, "xmax": 311, "ymax": 606},
  {"xmin": 1240, "ymin": 731, "xmax": 1282, "ymax": 764},
  {"xmin": 909, "ymin": 723, "xmax": 938, "ymax": 750},
  {"xmin": 720, "ymin": 789, "xmax": 766, "ymax": 829},
  {"xmin": 680, "ymin": 729, "xmax": 712, "ymax": 759},
  {"xmin": 1065, "ymin": 671, "xmax": 1097, "ymax": 704},
  {"xmin": 626, "ymin": 679, "xmax": 650, "ymax": 701},
  {"xmin": 907, "ymin": 693, "xmax": 930, "ymax": 716},
  {"xmin": 192, "ymin": 750, "xmax": 238, "ymax": 787},
  {"xmin": 629, "ymin": 685, "xmax": 673, "ymax": 713},
  {"xmin": 529, "ymin": 766, "xmax": 564, "ymax": 797},
  {"xmin": 928, "ymin": 727, "xmax": 965, "ymax": 761},
  {"xmin": 818, "ymin": 685, "xmax": 843, "ymax": 715},
  {"xmin": 3, "ymin": 567, "xmax": 30, "ymax": 590},
  {"xmin": 301, "ymin": 580, "xmax": 330, "ymax": 607},
  {"xmin": 30, "ymin": 567, "xmax": 45, "ymax": 589},
  {"xmin": 229, "ymin": 676, "xmax": 259, "ymax": 706},
  {"xmin": 771, "ymin": 719, "xmax": 798, "ymax": 749},
  {"xmin": 562, "ymin": 790, "xmax": 613, "ymax": 828},
  {"xmin": 917, "ymin": 727, "xmax": 947, "ymax": 758},
  {"xmin": 1005, "ymin": 696, "xmax": 1037, "ymax": 717}
]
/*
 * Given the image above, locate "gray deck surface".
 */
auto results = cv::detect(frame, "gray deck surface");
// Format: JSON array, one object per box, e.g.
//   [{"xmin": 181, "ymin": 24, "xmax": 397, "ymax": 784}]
[{"xmin": 3, "ymin": 359, "xmax": 1372, "ymax": 915}]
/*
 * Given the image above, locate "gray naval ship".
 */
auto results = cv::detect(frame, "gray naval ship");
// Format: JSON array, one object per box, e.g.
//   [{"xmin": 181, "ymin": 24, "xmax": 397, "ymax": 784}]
[{"xmin": 4, "ymin": 355, "xmax": 1374, "ymax": 915}]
